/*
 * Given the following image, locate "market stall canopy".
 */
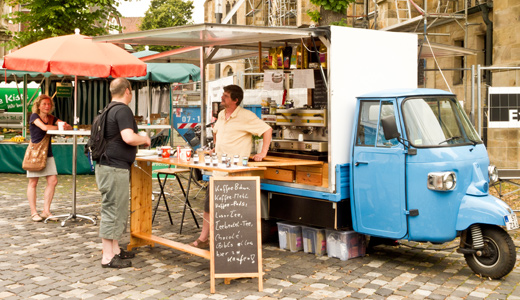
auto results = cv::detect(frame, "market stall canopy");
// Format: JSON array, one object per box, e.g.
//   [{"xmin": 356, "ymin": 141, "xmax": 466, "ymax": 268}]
[
  {"xmin": 93, "ymin": 23, "xmax": 329, "ymax": 65},
  {"xmin": 127, "ymin": 62, "xmax": 200, "ymax": 82},
  {"xmin": 129, "ymin": 50, "xmax": 201, "ymax": 83},
  {"xmin": 133, "ymin": 49, "xmax": 159, "ymax": 58}
]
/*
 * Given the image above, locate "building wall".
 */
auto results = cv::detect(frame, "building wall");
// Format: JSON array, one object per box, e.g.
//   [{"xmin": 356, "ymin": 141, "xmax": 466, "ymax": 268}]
[{"xmin": 484, "ymin": 0, "xmax": 520, "ymax": 168}]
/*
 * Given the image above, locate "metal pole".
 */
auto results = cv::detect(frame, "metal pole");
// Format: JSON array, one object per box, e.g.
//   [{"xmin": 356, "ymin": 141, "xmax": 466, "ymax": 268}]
[
  {"xmin": 477, "ymin": 64, "xmax": 481, "ymax": 136},
  {"xmin": 470, "ymin": 65, "xmax": 475, "ymax": 126},
  {"xmin": 215, "ymin": 0, "xmax": 222, "ymax": 79},
  {"xmin": 23, "ymin": 75, "xmax": 27, "ymax": 138},
  {"xmin": 200, "ymin": 47, "xmax": 207, "ymax": 147},
  {"xmin": 72, "ymin": 75, "xmax": 77, "ymax": 216}
]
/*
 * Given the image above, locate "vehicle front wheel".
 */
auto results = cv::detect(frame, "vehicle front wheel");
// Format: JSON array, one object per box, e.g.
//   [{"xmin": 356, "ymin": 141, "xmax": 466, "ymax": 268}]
[{"xmin": 464, "ymin": 225, "xmax": 516, "ymax": 279}]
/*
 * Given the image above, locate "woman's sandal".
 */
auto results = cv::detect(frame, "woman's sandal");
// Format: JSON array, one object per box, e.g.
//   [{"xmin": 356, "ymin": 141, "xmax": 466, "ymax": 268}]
[
  {"xmin": 190, "ymin": 238, "xmax": 209, "ymax": 249},
  {"xmin": 40, "ymin": 212, "xmax": 58, "ymax": 221},
  {"xmin": 31, "ymin": 213, "xmax": 43, "ymax": 222}
]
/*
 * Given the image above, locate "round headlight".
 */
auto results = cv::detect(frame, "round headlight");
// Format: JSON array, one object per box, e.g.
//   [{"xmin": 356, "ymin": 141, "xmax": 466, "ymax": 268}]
[
  {"xmin": 488, "ymin": 165, "xmax": 499, "ymax": 184},
  {"xmin": 444, "ymin": 173, "xmax": 456, "ymax": 190}
]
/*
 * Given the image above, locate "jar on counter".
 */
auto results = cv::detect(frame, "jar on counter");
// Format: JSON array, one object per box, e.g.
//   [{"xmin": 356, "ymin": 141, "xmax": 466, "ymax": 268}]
[
  {"xmin": 221, "ymin": 153, "xmax": 228, "ymax": 164},
  {"xmin": 269, "ymin": 99, "xmax": 277, "ymax": 115},
  {"xmin": 193, "ymin": 153, "xmax": 199, "ymax": 164},
  {"xmin": 212, "ymin": 154, "xmax": 219, "ymax": 167},
  {"xmin": 233, "ymin": 155, "xmax": 240, "ymax": 166},
  {"xmin": 225, "ymin": 157, "xmax": 231, "ymax": 168},
  {"xmin": 205, "ymin": 155, "xmax": 211, "ymax": 166},
  {"xmin": 242, "ymin": 156, "xmax": 248, "ymax": 166}
]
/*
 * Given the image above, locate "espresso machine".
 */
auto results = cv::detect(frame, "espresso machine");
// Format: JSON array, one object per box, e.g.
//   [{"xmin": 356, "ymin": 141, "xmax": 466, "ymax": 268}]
[{"xmin": 269, "ymin": 108, "xmax": 328, "ymax": 160}]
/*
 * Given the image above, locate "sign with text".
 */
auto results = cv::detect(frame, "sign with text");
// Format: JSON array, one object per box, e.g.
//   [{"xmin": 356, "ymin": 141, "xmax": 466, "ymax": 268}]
[
  {"xmin": 0, "ymin": 88, "xmax": 40, "ymax": 112},
  {"xmin": 488, "ymin": 87, "xmax": 520, "ymax": 128},
  {"xmin": 209, "ymin": 176, "xmax": 263, "ymax": 293}
]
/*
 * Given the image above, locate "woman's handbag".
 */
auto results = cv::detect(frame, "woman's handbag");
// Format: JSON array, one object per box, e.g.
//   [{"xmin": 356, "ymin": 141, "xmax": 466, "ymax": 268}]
[{"xmin": 22, "ymin": 134, "xmax": 51, "ymax": 171}]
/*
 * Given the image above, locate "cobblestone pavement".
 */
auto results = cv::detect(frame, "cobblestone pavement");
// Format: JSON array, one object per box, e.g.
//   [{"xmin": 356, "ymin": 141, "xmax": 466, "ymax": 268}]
[{"xmin": 1, "ymin": 173, "xmax": 520, "ymax": 299}]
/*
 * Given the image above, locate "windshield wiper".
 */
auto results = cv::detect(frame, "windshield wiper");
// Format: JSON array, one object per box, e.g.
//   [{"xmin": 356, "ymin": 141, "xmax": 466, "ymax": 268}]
[{"xmin": 439, "ymin": 136, "xmax": 462, "ymax": 145}]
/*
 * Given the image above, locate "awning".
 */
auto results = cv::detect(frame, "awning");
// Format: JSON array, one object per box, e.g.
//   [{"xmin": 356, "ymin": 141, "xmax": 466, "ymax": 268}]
[
  {"xmin": 93, "ymin": 23, "xmax": 329, "ymax": 65},
  {"xmin": 419, "ymin": 40, "xmax": 478, "ymax": 58},
  {"xmin": 127, "ymin": 62, "xmax": 201, "ymax": 82}
]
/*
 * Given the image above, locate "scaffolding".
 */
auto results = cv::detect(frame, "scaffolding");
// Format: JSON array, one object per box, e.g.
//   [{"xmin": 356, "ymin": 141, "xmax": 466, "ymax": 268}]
[{"xmin": 268, "ymin": 0, "xmax": 297, "ymax": 26}]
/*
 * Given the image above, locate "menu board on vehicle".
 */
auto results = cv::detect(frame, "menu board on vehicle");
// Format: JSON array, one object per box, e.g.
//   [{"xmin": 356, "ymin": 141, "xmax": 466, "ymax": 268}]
[{"xmin": 209, "ymin": 176, "xmax": 263, "ymax": 293}]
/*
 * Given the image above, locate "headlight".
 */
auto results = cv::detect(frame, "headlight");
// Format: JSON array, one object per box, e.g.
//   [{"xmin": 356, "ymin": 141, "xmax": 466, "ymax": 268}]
[
  {"xmin": 427, "ymin": 172, "xmax": 457, "ymax": 191},
  {"xmin": 488, "ymin": 165, "xmax": 499, "ymax": 184}
]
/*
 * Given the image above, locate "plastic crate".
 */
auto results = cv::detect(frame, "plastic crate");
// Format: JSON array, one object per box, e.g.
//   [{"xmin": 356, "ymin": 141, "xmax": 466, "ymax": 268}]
[
  {"xmin": 326, "ymin": 230, "xmax": 366, "ymax": 261},
  {"xmin": 302, "ymin": 226, "xmax": 327, "ymax": 256},
  {"xmin": 277, "ymin": 222, "xmax": 303, "ymax": 252}
]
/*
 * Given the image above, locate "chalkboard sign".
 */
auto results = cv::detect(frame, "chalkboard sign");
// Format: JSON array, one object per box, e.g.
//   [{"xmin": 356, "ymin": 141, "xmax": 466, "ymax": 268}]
[
  {"xmin": 210, "ymin": 176, "xmax": 263, "ymax": 293},
  {"xmin": 312, "ymin": 69, "xmax": 328, "ymax": 108}
]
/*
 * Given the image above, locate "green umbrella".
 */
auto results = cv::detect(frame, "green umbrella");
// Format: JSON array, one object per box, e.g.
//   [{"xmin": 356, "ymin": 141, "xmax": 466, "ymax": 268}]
[{"xmin": 127, "ymin": 62, "xmax": 200, "ymax": 83}]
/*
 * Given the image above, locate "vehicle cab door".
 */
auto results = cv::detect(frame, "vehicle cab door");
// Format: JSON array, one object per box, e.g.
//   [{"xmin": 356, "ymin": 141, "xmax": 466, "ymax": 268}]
[{"xmin": 351, "ymin": 99, "xmax": 407, "ymax": 239}]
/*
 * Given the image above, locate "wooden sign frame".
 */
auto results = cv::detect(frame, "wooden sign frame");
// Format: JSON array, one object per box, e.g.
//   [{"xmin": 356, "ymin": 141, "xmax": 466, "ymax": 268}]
[{"xmin": 209, "ymin": 176, "xmax": 263, "ymax": 293}]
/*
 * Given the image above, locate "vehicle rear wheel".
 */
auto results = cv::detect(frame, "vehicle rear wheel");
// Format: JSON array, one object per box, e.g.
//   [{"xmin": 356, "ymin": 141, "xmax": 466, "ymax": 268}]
[{"xmin": 464, "ymin": 225, "xmax": 516, "ymax": 279}]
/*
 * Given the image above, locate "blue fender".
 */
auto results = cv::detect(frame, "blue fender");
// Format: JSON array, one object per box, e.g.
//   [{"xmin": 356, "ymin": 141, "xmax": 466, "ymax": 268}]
[{"xmin": 456, "ymin": 194, "xmax": 511, "ymax": 230}]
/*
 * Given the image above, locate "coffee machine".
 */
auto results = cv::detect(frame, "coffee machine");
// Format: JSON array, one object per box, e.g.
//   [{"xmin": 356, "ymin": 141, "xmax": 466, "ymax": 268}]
[{"xmin": 269, "ymin": 108, "xmax": 328, "ymax": 160}]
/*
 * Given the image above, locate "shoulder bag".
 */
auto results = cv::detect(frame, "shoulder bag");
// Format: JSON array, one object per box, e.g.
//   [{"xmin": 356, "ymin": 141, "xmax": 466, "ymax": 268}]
[
  {"xmin": 22, "ymin": 134, "xmax": 51, "ymax": 172},
  {"xmin": 23, "ymin": 115, "xmax": 54, "ymax": 172}
]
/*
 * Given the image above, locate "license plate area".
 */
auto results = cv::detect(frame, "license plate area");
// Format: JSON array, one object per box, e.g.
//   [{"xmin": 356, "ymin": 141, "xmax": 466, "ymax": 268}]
[{"xmin": 504, "ymin": 213, "xmax": 519, "ymax": 230}]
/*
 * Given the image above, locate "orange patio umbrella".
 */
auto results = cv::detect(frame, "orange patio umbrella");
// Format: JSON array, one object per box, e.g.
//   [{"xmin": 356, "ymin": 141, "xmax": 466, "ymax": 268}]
[
  {"xmin": 2, "ymin": 32, "xmax": 147, "ymax": 226},
  {"xmin": 2, "ymin": 32, "xmax": 147, "ymax": 126}
]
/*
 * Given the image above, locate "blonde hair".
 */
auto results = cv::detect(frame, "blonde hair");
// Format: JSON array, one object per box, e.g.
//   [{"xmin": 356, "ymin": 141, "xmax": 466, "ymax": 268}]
[{"xmin": 32, "ymin": 94, "xmax": 54, "ymax": 114}]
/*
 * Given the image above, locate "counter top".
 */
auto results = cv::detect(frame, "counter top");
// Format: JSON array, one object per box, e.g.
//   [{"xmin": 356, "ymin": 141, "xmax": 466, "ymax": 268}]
[
  {"xmin": 48, "ymin": 130, "xmax": 91, "ymax": 135},
  {"xmin": 248, "ymin": 155, "xmax": 323, "ymax": 167},
  {"xmin": 136, "ymin": 156, "xmax": 265, "ymax": 173}
]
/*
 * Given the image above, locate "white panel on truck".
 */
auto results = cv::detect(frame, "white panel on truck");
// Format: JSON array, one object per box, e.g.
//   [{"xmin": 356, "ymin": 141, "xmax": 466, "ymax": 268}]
[{"xmin": 328, "ymin": 26, "xmax": 417, "ymax": 190}]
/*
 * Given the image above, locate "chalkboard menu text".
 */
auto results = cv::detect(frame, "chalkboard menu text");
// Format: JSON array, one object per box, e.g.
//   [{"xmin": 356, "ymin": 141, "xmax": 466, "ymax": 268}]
[{"xmin": 209, "ymin": 177, "xmax": 263, "ymax": 293}]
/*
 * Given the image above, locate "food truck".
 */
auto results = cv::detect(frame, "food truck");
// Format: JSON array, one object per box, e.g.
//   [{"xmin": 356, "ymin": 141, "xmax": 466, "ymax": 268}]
[{"xmin": 95, "ymin": 24, "xmax": 518, "ymax": 279}]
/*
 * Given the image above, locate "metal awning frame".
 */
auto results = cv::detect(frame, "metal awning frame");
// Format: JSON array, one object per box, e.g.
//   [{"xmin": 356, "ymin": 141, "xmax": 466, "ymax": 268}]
[{"xmin": 93, "ymin": 23, "xmax": 330, "ymax": 146}]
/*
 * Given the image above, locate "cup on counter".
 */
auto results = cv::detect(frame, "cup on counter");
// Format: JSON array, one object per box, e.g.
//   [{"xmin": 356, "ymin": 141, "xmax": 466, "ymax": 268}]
[
  {"xmin": 57, "ymin": 121, "xmax": 65, "ymax": 131},
  {"xmin": 179, "ymin": 148, "xmax": 192, "ymax": 161},
  {"xmin": 162, "ymin": 146, "xmax": 172, "ymax": 158}
]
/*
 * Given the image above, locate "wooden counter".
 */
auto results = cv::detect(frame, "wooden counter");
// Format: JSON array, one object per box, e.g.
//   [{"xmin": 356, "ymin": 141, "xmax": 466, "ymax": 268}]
[{"xmin": 128, "ymin": 156, "xmax": 265, "ymax": 258}]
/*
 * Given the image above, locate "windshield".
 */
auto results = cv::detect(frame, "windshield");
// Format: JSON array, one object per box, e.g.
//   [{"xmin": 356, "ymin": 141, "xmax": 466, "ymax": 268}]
[{"xmin": 402, "ymin": 96, "xmax": 482, "ymax": 147}]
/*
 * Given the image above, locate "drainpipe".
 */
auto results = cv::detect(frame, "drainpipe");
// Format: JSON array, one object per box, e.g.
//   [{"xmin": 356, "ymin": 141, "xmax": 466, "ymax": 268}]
[{"xmin": 480, "ymin": 3, "xmax": 493, "ymax": 86}]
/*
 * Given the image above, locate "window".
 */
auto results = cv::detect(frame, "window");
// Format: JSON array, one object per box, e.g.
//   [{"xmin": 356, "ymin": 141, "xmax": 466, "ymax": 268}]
[
  {"xmin": 453, "ymin": 40, "xmax": 464, "ymax": 85},
  {"xmin": 356, "ymin": 101, "xmax": 398, "ymax": 147}
]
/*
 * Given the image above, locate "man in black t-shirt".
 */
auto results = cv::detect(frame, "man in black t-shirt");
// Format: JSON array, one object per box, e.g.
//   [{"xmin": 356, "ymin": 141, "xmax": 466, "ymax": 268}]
[{"xmin": 96, "ymin": 78, "xmax": 151, "ymax": 269}]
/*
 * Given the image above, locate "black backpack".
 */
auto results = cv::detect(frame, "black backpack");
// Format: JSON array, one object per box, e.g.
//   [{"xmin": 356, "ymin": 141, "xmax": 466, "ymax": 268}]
[{"xmin": 85, "ymin": 102, "xmax": 125, "ymax": 163}]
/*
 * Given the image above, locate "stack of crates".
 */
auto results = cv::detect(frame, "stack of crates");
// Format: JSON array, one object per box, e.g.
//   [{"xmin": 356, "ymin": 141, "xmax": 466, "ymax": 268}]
[{"xmin": 326, "ymin": 229, "xmax": 366, "ymax": 261}]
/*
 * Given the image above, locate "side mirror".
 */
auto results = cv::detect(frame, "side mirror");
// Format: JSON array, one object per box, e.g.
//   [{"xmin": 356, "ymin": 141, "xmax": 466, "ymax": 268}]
[{"xmin": 381, "ymin": 116, "xmax": 401, "ymax": 140}]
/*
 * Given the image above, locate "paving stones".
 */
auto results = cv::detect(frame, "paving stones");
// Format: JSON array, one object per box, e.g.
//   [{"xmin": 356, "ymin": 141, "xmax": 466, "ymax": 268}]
[{"xmin": 1, "ymin": 172, "xmax": 520, "ymax": 299}]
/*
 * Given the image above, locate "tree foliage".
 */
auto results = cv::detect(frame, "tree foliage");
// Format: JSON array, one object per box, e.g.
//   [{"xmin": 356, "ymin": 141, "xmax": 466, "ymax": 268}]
[
  {"xmin": 309, "ymin": 0, "xmax": 354, "ymax": 14},
  {"xmin": 138, "ymin": 0, "xmax": 194, "ymax": 52},
  {"xmin": 3, "ymin": 0, "xmax": 124, "ymax": 49}
]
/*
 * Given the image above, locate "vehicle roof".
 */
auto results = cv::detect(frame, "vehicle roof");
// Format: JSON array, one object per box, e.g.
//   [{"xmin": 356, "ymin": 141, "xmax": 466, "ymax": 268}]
[{"xmin": 358, "ymin": 88, "xmax": 454, "ymax": 98}]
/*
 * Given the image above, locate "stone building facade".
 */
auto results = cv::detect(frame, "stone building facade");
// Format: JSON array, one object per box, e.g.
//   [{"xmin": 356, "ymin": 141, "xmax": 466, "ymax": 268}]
[{"xmin": 203, "ymin": 0, "xmax": 519, "ymax": 168}]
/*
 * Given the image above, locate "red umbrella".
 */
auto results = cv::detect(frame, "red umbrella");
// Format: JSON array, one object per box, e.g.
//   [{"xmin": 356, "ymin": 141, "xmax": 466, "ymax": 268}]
[
  {"xmin": 3, "ymin": 33, "xmax": 146, "ymax": 78},
  {"xmin": 2, "ymin": 33, "xmax": 147, "ymax": 226},
  {"xmin": 2, "ymin": 33, "xmax": 147, "ymax": 127}
]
